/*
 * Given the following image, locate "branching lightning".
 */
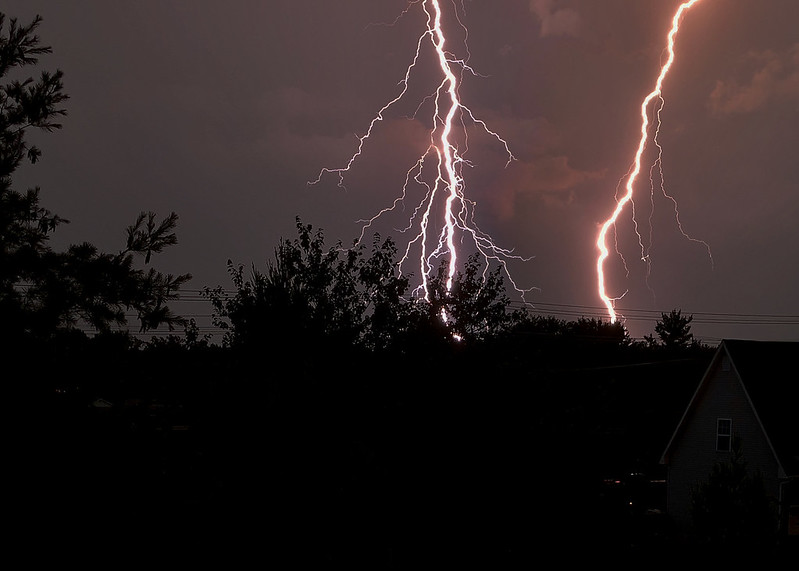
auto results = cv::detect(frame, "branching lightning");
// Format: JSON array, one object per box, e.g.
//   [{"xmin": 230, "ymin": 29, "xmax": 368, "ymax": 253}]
[
  {"xmin": 310, "ymin": 0, "xmax": 531, "ymax": 303},
  {"xmin": 596, "ymin": 0, "xmax": 712, "ymax": 323}
]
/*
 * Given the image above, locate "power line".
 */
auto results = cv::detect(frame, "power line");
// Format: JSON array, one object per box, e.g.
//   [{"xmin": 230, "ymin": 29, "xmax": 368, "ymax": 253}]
[
  {"xmin": 17, "ymin": 283, "xmax": 799, "ymax": 325},
  {"xmin": 11, "ymin": 286, "xmax": 799, "ymax": 340},
  {"xmin": 178, "ymin": 289, "xmax": 799, "ymax": 323},
  {"xmin": 508, "ymin": 300, "xmax": 799, "ymax": 326}
]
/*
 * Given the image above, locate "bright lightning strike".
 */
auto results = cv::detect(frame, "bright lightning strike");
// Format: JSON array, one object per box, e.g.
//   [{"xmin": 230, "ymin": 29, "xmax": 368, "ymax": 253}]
[
  {"xmin": 596, "ymin": 0, "xmax": 711, "ymax": 323},
  {"xmin": 310, "ymin": 0, "xmax": 531, "ymax": 304}
]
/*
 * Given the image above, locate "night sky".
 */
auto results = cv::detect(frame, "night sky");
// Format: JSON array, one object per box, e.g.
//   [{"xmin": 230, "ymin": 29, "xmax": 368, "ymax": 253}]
[{"xmin": 6, "ymin": 0, "xmax": 799, "ymax": 344}]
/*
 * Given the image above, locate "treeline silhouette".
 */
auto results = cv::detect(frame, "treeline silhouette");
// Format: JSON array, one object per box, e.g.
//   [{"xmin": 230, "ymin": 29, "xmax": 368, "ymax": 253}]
[
  {"xmin": 13, "ymin": 218, "xmax": 714, "ymax": 565},
  {"xmin": 4, "ymin": 12, "xmax": 740, "ymax": 565}
]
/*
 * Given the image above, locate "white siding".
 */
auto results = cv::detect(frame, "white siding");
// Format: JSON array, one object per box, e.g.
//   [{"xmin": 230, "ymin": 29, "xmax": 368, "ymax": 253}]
[{"xmin": 666, "ymin": 359, "xmax": 781, "ymax": 528}]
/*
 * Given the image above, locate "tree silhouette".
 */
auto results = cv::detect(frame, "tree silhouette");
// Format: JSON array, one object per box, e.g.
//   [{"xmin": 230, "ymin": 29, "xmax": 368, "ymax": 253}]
[
  {"xmin": 647, "ymin": 309, "xmax": 696, "ymax": 350},
  {"xmin": 0, "ymin": 12, "xmax": 190, "ymax": 342},
  {"xmin": 206, "ymin": 218, "xmax": 409, "ymax": 352},
  {"xmin": 424, "ymin": 253, "xmax": 522, "ymax": 344},
  {"xmin": 690, "ymin": 437, "xmax": 778, "ymax": 550},
  {"xmin": 206, "ymin": 219, "xmax": 528, "ymax": 357}
]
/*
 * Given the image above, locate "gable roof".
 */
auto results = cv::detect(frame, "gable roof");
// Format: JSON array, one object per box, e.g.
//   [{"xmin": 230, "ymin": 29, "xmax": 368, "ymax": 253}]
[{"xmin": 661, "ymin": 339, "xmax": 799, "ymax": 477}]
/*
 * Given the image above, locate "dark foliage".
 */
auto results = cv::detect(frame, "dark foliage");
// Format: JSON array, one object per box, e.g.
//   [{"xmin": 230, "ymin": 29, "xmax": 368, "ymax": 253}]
[
  {"xmin": 0, "ymin": 13, "xmax": 190, "ymax": 345},
  {"xmin": 647, "ymin": 308, "xmax": 697, "ymax": 350},
  {"xmin": 14, "ymin": 209, "xmax": 725, "ymax": 563},
  {"xmin": 691, "ymin": 437, "xmax": 779, "ymax": 550},
  {"xmin": 204, "ymin": 218, "xmax": 527, "ymax": 366}
]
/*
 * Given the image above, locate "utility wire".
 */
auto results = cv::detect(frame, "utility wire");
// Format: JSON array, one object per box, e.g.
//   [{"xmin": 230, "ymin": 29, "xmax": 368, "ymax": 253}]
[{"xmin": 12, "ymin": 286, "xmax": 799, "ymax": 341}]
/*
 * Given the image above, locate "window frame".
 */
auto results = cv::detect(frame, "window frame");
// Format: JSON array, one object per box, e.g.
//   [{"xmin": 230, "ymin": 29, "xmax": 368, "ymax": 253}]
[{"xmin": 716, "ymin": 418, "xmax": 732, "ymax": 451}]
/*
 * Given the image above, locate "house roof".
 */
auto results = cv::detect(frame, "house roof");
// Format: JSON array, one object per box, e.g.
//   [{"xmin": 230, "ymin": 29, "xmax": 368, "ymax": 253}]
[
  {"xmin": 661, "ymin": 339, "xmax": 799, "ymax": 477},
  {"xmin": 724, "ymin": 339, "xmax": 799, "ymax": 476}
]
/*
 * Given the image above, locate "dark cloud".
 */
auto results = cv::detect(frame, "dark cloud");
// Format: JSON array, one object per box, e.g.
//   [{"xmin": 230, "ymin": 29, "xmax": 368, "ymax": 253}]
[
  {"xmin": 528, "ymin": 0, "xmax": 581, "ymax": 38},
  {"xmin": 485, "ymin": 155, "xmax": 606, "ymax": 219},
  {"xmin": 709, "ymin": 43, "xmax": 799, "ymax": 114}
]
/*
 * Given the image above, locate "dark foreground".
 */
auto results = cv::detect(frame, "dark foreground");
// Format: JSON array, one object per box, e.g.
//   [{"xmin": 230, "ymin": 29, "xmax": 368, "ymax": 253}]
[{"xmin": 11, "ymin": 347, "xmax": 797, "ymax": 566}]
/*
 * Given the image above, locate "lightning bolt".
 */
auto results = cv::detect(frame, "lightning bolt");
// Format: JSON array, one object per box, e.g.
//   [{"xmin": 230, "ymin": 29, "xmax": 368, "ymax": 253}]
[
  {"xmin": 310, "ymin": 0, "xmax": 531, "ymax": 304},
  {"xmin": 596, "ymin": 0, "xmax": 712, "ymax": 323}
]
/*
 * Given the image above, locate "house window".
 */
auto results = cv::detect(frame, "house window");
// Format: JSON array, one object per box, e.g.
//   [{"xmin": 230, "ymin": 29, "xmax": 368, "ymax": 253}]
[{"xmin": 716, "ymin": 418, "xmax": 732, "ymax": 451}]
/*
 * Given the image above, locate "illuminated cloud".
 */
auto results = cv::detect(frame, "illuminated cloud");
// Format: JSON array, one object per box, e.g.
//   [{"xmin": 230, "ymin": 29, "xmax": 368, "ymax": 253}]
[
  {"xmin": 528, "ymin": 0, "xmax": 580, "ymax": 38},
  {"xmin": 709, "ymin": 43, "xmax": 799, "ymax": 114},
  {"xmin": 489, "ymin": 155, "xmax": 605, "ymax": 219}
]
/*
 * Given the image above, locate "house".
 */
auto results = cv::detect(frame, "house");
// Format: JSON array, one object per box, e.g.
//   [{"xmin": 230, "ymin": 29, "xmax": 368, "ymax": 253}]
[{"xmin": 660, "ymin": 339, "xmax": 798, "ymax": 537}]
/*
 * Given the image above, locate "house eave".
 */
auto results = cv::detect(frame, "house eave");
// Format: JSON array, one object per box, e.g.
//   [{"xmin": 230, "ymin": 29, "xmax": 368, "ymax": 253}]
[
  {"xmin": 727, "ymin": 343, "xmax": 789, "ymax": 479},
  {"xmin": 658, "ymin": 343, "xmax": 725, "ymax": 465}
]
